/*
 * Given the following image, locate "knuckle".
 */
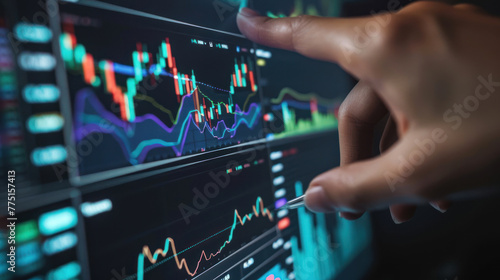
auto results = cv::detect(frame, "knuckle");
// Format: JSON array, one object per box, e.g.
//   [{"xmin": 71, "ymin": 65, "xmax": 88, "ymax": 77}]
[
  {"xmin": 375, "ymin": 14, "xmax": 421, "ymax": 52},
  {"xmin": 337, "ymin": 100, "xmax": 352, "ymax": 124},
  {"xmin": 373, "ymin": 5, "xmax": 452, "ymax": 59},
  {"xmin": 255, "ymin": 17, "xmax": 274, "ymax": 43},
  {"xmin": 337, "ymin": 100, "xmax": 369, "ymax": 129}
]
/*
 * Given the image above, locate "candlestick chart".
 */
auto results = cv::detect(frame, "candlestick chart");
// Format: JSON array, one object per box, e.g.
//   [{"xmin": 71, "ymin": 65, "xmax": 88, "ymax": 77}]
[{"xmin": 60, "ymin": 7, "xmax": 263, "ymax": 177}]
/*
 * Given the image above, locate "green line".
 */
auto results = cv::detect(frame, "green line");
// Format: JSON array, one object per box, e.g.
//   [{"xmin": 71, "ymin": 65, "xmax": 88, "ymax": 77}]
[{"xmin": 270, "ymin": 87, "xmax": 338, "ymax": 106}]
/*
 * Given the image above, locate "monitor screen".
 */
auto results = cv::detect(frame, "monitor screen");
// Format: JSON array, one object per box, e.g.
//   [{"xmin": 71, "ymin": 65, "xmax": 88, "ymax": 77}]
[{"xmin": 0, "ymin": 0, "xmax": 372, "ymax": 279}]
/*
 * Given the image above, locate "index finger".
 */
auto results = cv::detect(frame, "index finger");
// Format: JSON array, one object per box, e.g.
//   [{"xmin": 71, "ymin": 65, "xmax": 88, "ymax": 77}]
[{"xmin": 237, "ymin": 8, "xmax": 382, "ymax": 78}]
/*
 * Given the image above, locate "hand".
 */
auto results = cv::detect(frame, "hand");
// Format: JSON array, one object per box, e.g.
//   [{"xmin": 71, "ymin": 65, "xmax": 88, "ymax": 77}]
[{"xmin": 237, "ymin": 2, "xmax": 500, "ymax": 223}]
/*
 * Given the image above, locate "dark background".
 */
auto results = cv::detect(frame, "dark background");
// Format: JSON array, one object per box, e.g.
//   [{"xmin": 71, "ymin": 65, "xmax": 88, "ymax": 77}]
[{"xmin": 368, "ymin": 196, "xmax": 500, "ymax": 279}]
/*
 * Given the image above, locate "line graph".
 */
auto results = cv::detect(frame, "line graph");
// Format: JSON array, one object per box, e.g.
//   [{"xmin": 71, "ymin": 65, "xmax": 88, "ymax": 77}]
[
  {"xmin": 133, "ymin": 93, "xmax": 178, "ymax": 124},
  {"xmin": 264, "ymin": 87, "xmax": 339, "ymax": 139},
  {"xmin": 81, "ymin": 146, "xmax": 275, "ymax": 280},
  {"xmin": 74, "ymin": 88, "xmax": 261, "ymax": 165},
  {"xmin": 135, "ymin": 197, "xmax": 273, "ymax": 279},
  {"xmin": 257, "ymin": 45, "xmax": 350, "ymax": 140},
  {"xmin": 270, "ymin": 87, "xmax": 339, "ymax": 107},
  {"xmin": 59, "ymin": 13, "xmax": 264, "ymax": 176}
]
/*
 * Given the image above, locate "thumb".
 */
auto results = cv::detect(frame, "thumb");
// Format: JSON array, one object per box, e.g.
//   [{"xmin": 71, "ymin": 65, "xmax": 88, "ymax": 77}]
[{"xmin": 305, "ymin": 130, "xmax": 429, "ymax": 213}]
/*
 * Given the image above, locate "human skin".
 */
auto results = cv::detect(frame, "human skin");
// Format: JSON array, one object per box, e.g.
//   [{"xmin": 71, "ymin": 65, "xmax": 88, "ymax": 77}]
[{"xmin": 237, "ymin": 2, "xmax": 500, "ymax": 223}]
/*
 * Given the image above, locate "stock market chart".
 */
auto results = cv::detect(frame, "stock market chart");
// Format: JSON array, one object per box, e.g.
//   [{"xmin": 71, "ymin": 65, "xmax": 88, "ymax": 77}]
[
  {"xmin": 60, "ymin": 3, "xmax": 264, "ymax": 179},
  {"xmin": 82, "ymin": 150, "xmax": 276, "ymax": 280},
  {"xmin": 257, "ymin": 48, "xmax": 350, "ymax": 140},
  {"xmin": 268, "ymin": 134, "xmax": 372, "ymax": 280},
  {"xmin": 0, "ymin": 0, "xmax": 373, "ymax": 279}
]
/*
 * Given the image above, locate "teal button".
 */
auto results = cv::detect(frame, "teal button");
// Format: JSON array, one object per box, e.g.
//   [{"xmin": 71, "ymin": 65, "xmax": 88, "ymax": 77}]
[
  {"xmin": 31, "ymin": 145, "xmax": 67, "ymax": 166},
  {"xmin": 23, "ymin": 84, "xmax": 60, "ymax": 103},
  {"xmin": 14, "ymin": 23, "xmax": 52, "ymax": 43},
  {"xmin": 38, "ymin": 207, "xmax": 77, "ymax": 236},
  {"xmin": 27, "ymin": 113, "xmax": 64, "ymax": 134},
  {"xmin": 42, "ymin": 232, "xmax": 78, "ymax": 255},
  {"xmin": 18, "ymin": 52, "xmax": 56, "ymax": 71},
  {"xmin": 46, "ymin": 261, "xmax": 81, "ymax": 280}
]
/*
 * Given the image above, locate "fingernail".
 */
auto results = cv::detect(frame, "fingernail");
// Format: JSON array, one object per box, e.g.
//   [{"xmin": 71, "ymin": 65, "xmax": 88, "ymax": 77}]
[
  {"xmin": 390, "ymin": 212, "xmax": 402, "ymax": 225},
  {"xmin": 305, "ymin": 187, "xmax": 336, "ymax": 213},
  {"xmin": 430, "ymin": 202, "xmax": 447, "ymax": 213},
  {"xmin": 239, "ymin": 7, "xmax": 260, "ymax": 17}
]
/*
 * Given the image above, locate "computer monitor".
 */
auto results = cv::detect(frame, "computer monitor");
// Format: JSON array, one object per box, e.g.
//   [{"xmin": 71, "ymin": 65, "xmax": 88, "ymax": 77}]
[{"xmin": 0, "ymin": 0, "xmax": 372, "ymax": 279}]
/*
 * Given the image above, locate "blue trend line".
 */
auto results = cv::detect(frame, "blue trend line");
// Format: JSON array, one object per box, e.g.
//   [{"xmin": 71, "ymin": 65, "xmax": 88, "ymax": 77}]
[{"xmin": 74, "ymin": 88, "xmax": 262, "ymax": 165}]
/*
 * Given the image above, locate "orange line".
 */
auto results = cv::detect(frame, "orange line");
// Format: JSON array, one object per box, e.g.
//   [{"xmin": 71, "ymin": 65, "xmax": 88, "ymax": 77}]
[{"xmin": 141, "ymin": 198, "xmax": 273, "ymax": 276}]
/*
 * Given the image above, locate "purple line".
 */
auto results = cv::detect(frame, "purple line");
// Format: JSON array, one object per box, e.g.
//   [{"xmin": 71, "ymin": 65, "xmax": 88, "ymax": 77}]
[
  {"xmin": 134, "ymin": 114, "xmax": 194, "ymax": 163},
  {"xmin": 74, "ymin": 88, "xmax": 261, "ymax": 164}
]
